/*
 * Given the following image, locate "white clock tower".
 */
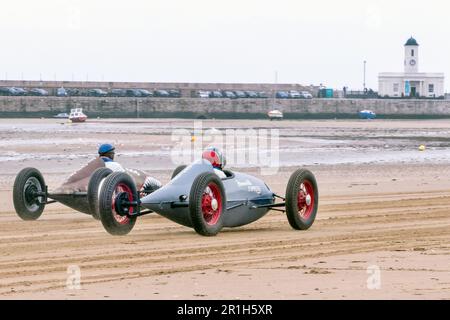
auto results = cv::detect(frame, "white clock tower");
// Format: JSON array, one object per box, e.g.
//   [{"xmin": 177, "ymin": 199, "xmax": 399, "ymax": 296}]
[
  {"xmin": 404, "ymin": 37, "xmax": 419, "ymax": 73},
  {"xmin": 379, "ymin": 37, "xmax": 444, "ymax": 98}
]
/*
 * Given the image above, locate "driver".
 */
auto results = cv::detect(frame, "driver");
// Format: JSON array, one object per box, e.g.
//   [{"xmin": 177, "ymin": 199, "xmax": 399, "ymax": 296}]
[
  {"xmin": 202, "ymin": 146, "xmax": 227, "ymax": 179},
  {"xmin": 98, "ymin": 143, "xmax": 162, "ymax": 195},
  {"xmin": 98, "ymin": 143, "xmax": 124, "ymax": 172}
]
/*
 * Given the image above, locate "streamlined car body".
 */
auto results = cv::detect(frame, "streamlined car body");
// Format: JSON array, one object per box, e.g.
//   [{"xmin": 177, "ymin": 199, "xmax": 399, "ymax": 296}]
[{"xmin": 142, "ymin": 160, "xmax": 274, "ymax": 228}]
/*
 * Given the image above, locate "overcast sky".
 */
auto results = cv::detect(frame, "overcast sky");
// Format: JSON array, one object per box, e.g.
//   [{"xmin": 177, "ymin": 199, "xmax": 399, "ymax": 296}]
[{"xmin": 1, "ymin": 0, "xmax": 449, "ymax": 91}]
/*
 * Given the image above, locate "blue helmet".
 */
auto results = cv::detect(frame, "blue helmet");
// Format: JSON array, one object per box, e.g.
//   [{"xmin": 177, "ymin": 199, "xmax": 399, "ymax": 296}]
[{"xmin": 98, "ymin": 143, "xmax": 115, "ymax": 155}]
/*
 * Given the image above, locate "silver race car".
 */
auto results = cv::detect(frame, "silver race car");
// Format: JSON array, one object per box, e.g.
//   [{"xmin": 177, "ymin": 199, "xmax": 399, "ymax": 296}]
[{"xmin": 97, "ymin": 160, "xmax": 319, "ymax": 236}]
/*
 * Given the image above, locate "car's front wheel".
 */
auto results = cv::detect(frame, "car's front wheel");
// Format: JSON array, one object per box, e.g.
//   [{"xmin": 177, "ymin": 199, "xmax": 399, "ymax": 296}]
[
  {"xmin": 189, "ymin": 172, "xmax": 226, "ymax": 236},
  {"xmin": 13, "ymin": 168, "xmax": 46, "ymax": 221}
]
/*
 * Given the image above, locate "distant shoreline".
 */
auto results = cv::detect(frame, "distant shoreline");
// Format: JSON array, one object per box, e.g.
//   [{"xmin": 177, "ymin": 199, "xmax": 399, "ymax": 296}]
[{"xmin": 2, "ymin": 96, "xmax": 450, "ymax": 119}]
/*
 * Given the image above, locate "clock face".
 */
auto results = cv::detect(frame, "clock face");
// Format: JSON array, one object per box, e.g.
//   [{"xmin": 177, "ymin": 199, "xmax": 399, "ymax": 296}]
[{"xmin": 410, "ymin": 59, "xmax": 416, "ymax": 66}]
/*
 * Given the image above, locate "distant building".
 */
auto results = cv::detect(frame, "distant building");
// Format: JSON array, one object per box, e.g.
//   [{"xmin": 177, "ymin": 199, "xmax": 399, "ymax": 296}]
[{"xmin": 378, "ymin": 37, "xmax": 445, "ymax": 98}]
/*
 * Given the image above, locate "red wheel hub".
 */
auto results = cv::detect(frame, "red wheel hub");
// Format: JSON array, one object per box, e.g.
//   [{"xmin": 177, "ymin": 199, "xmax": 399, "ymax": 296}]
[
  {"xmin": 297, "ymin": 180, "xmax": 314, "ymax": 220},
  {"xmin": 112, "ymin": 183, "xmax": 133, "ymax": 225},
  {"xmin": 201, "ymin": 183, "xmax": 222, "ymax": 225}
]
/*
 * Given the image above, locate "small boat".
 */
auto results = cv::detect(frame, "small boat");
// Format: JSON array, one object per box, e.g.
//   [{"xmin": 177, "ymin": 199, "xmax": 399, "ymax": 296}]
[
  {"xmin": 69, "ymin": 108, "xmax": 88, "ymax": 123},
  {"xmin": 268, "ymin": 109, "xmax": 283, "ymax": 120},
  {"xmin": 359, "ymin": 110, "xmax": 376, "ymax": 120},
  {"xmin": 53, "ymin": 112, "xmax": 69, "ymax": 119}
]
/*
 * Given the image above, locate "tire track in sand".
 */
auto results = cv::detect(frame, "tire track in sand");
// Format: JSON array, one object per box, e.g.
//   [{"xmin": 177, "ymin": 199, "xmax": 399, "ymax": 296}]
[{"xmin": 0, "ymin": 192, "xmax": 449, "ymax": 296}]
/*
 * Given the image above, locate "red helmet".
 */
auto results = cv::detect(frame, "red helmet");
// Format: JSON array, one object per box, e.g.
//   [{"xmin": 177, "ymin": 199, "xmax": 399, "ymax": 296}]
[{"xmin": 202, "ymin": 147, "xmax": 226, "ymax": 169}]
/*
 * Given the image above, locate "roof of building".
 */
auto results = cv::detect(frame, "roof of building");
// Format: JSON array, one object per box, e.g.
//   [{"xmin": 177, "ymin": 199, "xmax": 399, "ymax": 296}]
[{"xmin": 405, "ymin": 37, "xmax": 419, "ymax": 46}]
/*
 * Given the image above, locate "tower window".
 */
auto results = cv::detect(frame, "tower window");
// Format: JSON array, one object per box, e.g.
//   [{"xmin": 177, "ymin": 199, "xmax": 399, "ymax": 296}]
[
  {"xmin": 411, "ymin": 49, "xmax": 414, "ymax": 57},
  {"xmin": 429, "ymin": 84, "xmax": 434, "ymax": 93}
]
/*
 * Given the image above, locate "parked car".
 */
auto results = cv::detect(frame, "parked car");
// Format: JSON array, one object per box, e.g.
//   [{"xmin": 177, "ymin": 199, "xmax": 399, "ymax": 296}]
[
  {"xmin": 300, "ymin": 91, "xmax": 313, "ymax": 99},
  {"xmin": 11, "ymin": 87, "xmax": 28, "ymax": 96},
  {"xmin": 110, "ymin": 89, "xmax": 127, "ymax": 97},
  {"xmin": 257, "ymin": 91, "xmax": 269, "ymax": 98},
  {"xmin": 125, "ymin": 89, "xmax": 142, "ymax": 97},
  {"xmin": 276, "ymin": 91, "xmax": 289, "ymax": 99},
  {"xmin": 209, "ymin": 91, "xmax": 223, "ymax": 98},
  {"xmin": 0, "ymin": 87, "xmax": 18, "ymax": 96},
  {"xmin": 87, "ymin": 89, "xmax": 108, "ymax": 97},
  {"xmin": 168, "ymin": 90, "xmax": 181, "ymax": 98},
  {"xmin": 245, "ymin": 91, "xmax": 258, "ymax": 98},
  {"xmin": 288, "ymin": 90, "xmax": 301, "ymax": 99},
  {"xmin": 56, "ymin": 87, "xmax": 68, "ymax": 97},
  {"xmin": 196, "ymin": 90, "xmax": 210, "ymax": 98},
  {"xmin": 222, "ymin": 91, "xmax": 237, "ymax": 99},
  {"xmin": 66, "ymin": 88, "xmax": 81, "ymax": 96},
  {"xmin": 29, "ymin": 88, "xmax": 49, "ymax": 96},
  {"xmin": 138, "ymin": 89, "xmax": 153, "ymax": 97},
  {"xmin": 154, "ymin": 90, "xmax": 170, "ymax": 97},
  {"xmin": 234, "ymin": 91, "xmax": 246, "ymax": 99}
]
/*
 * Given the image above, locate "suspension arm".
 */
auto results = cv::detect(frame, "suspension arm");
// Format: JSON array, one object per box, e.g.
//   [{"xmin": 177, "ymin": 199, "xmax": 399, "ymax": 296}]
[{"xmin": 250, "ymin": 202, "xmax": 286, "ymax": 209}]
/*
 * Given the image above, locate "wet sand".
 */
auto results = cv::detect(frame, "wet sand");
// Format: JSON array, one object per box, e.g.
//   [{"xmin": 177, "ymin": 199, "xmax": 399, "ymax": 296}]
[{"xmin": 0, "ymin": 119, "xmax": 449, "ymax": 299}]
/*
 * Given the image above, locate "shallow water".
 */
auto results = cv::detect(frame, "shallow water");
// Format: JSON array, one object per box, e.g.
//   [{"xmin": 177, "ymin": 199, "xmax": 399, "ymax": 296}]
[{"xmin": 1, "ymin": 119, "xmax": 450, "ymax": 172}]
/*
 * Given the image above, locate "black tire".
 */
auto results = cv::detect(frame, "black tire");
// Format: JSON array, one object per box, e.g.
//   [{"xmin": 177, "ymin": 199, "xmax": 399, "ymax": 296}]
[
  {"xmin": 171, "ymin": 165, "xmax": 187, "ymax": 180},
  {"xmin": 285, "ymin": 169, "xmax": 319, "ymax": 230},
  {"xmin": 13, "ymin": 168, "xmax": 46, "ymax": 221},
  {"xmin": 98, "ymin": 172, "xmax": 137, "ymax": 236},
  {"xmin": 87, "ymin": 167, "xmax": 113, "ymax": 220},
  {"xmin": 189, "ymin": 172, "xmax": 226, "ymax": 236}
]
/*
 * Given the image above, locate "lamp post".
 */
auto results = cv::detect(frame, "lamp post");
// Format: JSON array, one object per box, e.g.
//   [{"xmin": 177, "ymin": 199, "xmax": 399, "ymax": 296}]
[{"xmin": 363, "ymin": 60, "xmax": 367, "ymax": 92}]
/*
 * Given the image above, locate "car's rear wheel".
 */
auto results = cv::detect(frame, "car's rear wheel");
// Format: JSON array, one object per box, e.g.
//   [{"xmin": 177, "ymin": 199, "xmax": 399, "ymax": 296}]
[
  {"xmin": 87, "ymin": 167, "xmax": 113, "ymax": 220},
  {"xmin": 98, "ymin": 172, "xmax": 137, "ymax": 236},
  {"xmin": 13, "ymin": 168, "xmax": 46, "ymax": 221},
  {"xmin": 171, "ymin": 165, "xmax": 187, "ymax": 180},
  {"xmin": 189, "ymin": 172, "xmax": 226, "ymax": 236},
  {"xmin": 285, "ymin": 169, "xmax": 318, "ymax": 230}
]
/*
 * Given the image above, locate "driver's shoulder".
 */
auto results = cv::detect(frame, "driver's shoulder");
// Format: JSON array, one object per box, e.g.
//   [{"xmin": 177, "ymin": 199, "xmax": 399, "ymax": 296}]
[{"xmin": 105, "ymin": 161, "xmax": 125, "ymax": 172}]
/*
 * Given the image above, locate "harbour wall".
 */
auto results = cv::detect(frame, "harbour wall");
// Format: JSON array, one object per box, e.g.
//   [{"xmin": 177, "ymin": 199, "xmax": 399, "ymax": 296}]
[{"xmin": 1, "ymin": 96, "xmax": 450, "ymax": 119}]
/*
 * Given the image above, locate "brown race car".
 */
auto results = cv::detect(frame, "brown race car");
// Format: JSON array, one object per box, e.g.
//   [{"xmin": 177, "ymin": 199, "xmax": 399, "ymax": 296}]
[{"xmin": 12, "ymin": 158, "xmax": 158, "ymax": 221}]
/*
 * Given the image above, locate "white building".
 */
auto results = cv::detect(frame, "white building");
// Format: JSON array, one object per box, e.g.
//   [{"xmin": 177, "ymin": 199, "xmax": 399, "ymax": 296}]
[{"xmin": 378, "ymin": 37, "xmax": 445, "ymax": 98}]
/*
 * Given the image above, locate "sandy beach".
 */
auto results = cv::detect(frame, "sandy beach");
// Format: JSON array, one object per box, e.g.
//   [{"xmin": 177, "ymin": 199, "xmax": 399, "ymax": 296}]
[{"xmin": 0, "ymin": 118, "xmax": 449, "ymax": 299}]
